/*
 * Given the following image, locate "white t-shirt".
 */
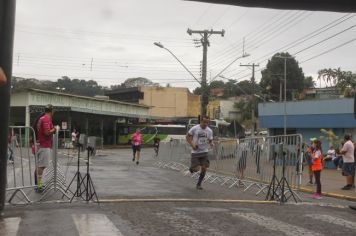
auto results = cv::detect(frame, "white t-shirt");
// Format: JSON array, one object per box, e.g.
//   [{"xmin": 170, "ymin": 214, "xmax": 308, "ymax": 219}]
[
  {"xmin": 326, "ymin": 149, "xmax": 336, "ymax": 160},
  {"xmin": 188, "ymin": 124, "xmax": 213, "ymax": 154},
  {"xmin": 71, "ymin": 132, "xmax": 77, "ymax": 142},
  {"xmin": 341, "ymin": 140, "xmax": 355, "ymax": 163}
]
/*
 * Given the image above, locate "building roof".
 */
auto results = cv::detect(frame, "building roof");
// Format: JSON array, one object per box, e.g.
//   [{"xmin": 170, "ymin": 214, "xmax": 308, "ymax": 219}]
[
  {"xmin": 104, "ymin": 87, "xmax": 140, "ymax": 96},
  {"xmin": 20, "ymin": 88, "xmax": 149, "ymax": 108},
  {"xmin": 187, "ymin": 0, "xmax": 356, "ymax": 12}
]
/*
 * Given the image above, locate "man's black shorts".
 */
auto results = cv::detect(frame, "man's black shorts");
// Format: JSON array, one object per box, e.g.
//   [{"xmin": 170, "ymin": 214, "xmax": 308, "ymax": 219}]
[
  {"xmin": 132, "ymin": 145, "xmax": 141, "ymax": 152},
  {"xmin": 191, "ymin": 152, "xmax": 210, "ymax": 168},
  {"xmin": 342, "ymin": 162, "xmax": 355, "ymax": 177}
]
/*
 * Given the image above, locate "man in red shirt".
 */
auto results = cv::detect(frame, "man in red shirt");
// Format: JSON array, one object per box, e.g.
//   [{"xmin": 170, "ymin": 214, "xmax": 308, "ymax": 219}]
[{"xmin": 36, "ymin": 104, "xmax": 56, "ymax": 191}]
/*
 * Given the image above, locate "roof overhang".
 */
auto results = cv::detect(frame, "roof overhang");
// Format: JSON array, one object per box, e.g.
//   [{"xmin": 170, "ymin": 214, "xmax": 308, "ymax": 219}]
[{"xmin": 187, "ymin": 0, "xmax": 356, "ymax": 13}]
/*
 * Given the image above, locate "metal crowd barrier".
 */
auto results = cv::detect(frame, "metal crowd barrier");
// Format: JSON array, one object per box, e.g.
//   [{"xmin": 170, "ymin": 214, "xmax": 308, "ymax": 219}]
[
  {"xmin": 6, "ymin": 126, "xmax": 69, "ymax": 204},
  {"xmin": 40, "ymin": 130, "xmax": 69, "ymax": 201},
  {"xmin": 155, "ymin": 134, "xmax": 303, "ymax": 200},
  {"xmin": 6, "ymin": 126, "xmax": 38, "ymax": 204}
]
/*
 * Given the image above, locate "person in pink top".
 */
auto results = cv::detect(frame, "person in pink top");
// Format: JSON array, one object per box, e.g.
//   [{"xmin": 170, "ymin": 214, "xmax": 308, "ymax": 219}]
[
  {"xmin": 35, "ymin": 104, "xmax": 56, "ymax": 191},
  {"xmin": 131, "ymin": 128, "xmax": 142, "ymax": 165}
]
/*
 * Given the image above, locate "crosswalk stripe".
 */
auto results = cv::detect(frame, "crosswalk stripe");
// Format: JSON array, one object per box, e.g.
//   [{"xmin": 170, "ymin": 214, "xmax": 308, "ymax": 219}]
[
  {"xmin": 306, "ymin": 214, "xmax": 356, "ymax": 231},
  {"xmin": 0, "ymin": 217, "xmax": 21, "ymax": 236},
  {"xmin": 72, "ymin": 214, "xmax": 124, "ymax": 236},
  {"xmin": 232, "ymin": 212, "xmax": 323, "ymax": 236}
]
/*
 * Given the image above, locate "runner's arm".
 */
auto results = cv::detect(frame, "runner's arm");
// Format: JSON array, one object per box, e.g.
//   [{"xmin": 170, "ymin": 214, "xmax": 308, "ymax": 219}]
[{"xmin": 186, "ymin": 133, "xmax": 197, "ymax": 150}]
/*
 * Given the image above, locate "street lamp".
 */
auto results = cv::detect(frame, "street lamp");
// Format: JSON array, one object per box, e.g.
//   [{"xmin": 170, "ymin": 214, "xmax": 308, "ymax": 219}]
[{"xmin": 153, "ymin": 42, "xmax": 200, "ymax": 85}]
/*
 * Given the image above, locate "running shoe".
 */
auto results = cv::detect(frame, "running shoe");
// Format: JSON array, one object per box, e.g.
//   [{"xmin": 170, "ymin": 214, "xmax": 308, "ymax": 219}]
[
  {"xmin": 341, "ymin": 185, "xmax": 352, "ymax": 190},
  {"xmin": 196, "ymin": 185, "xmax": 203, "ymax": 190}
]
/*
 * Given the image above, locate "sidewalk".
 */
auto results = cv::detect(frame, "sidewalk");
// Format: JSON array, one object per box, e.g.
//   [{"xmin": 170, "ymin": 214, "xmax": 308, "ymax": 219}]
[{"xmin": 301, "ymin": 168, "xmax": 356, "ymax": 201}]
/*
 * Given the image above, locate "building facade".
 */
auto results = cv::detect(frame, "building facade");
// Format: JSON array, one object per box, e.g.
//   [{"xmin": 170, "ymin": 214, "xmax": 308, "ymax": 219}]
[
  {"xmin": 258, "ymin": 98, "xmax": 356, "ymax": 150},
  {"xmin": 10, "ymin": 89, "xmax": 150, "ymax": 145},
  {"xmin": 207, "ymin": 98, "xmax": 243, "ymax": 120},
  {"xmin": 106, "ymin": 86, "xmax": 200, "ymax": 119}
]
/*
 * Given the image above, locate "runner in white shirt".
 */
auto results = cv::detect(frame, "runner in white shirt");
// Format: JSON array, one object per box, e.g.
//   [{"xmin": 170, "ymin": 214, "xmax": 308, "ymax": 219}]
[{"xmin": 186, "ymin": 116, "xmax": 214, "ymax": 190}]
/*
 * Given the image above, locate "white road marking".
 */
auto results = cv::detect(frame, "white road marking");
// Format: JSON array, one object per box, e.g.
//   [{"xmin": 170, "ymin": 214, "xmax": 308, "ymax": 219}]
[
  {"xmin": 232, "ymin": 212, "xmax": 323, "ymax": 236},
  {"xmin": 306, "ymin": 214, "xmax": 356, "ymax": 231},
  {"xmin": 72, "ymin": 214, "xmax": 124, "ymax": 236},
  {"xmin": 0, "ymin": 217, "xmax": 21, "ymax": 236},
  {"xmin": 156, "ymin": 211, "xmax": 224, "ymax": 236}
]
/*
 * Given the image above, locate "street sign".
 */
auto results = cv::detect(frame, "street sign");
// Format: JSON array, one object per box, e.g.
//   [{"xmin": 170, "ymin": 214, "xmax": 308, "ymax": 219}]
[{"xmin": 61, "ymin": 122, "xmax": 67, "ymax": 130}]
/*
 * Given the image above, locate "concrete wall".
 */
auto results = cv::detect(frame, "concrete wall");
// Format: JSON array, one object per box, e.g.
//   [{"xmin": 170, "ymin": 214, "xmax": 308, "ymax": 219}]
[
  {"xmin": 187, "ymin": 94, "xmax": 200, "ymax": 118},
  {"xmin": 207, "ymin": 99, "xmax": 241, "ymax": 120},
  {"xmin": 220, "ymin": 100, "xmax": 240, "ymax": 120}
]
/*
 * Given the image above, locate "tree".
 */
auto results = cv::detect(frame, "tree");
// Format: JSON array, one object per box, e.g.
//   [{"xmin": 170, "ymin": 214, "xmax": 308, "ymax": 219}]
[
  {"xmin": 234, "ymin": 97, "xmax": 258, "ymax": 129},
  {"xmin": 303, "ymin": 76, "xmax": 315, "ymax": 88},
  {"xmin": 122, "ymin": 77, "xmax": 159, "ymax": 88},
  {"xmin": 260, "ymin": 52, "xmax": 305, "ymax": 100},
  {"xmin": 11, "ymin": 76, "xmax": 105, "ymax": 97},
  {"xmin": 193, "ymin": 79, "xmax": 259, "ymax": 98},
  {"xmin": 318, "ymin": 68, "xmax": 356, "ymax": 97},
  {"xmin": 209, "ymin": 80, "xmax": 225, "ymax": 89}
]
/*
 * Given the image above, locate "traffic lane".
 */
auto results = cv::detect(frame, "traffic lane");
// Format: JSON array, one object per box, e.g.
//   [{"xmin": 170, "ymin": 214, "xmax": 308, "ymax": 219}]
[{"xmin": 3, "ymin": 201, "xmax": 356, "ymax": 236}]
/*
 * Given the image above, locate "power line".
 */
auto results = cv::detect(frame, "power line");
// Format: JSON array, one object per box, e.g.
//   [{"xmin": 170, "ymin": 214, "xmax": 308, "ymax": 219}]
[
  {"xmin": 210, "ymin": 11, "xmax": 309, "ymax": 69},
  {"xmin": 209, "ymin": 10, "xmax": 295, "ymax": 65},
  {"xmin": 16, "ymin": 24, "xmax": 193, "ymax": 43},
  {"xmin": 210, "ymin": 6, "xmax": 232, "ymax": 28},
  {"xmin": 300, "ymin": 37, "xmax": 356, "ymax": 64},
  {"xmin": 221, "ymin": 13, "xmax": 355, "ymax": 78},
  {"xmin": 192, "ymin": 5, "xmax": 213, "ymax": 27},
  {"xmin": 294, "ymin": 24, "xmax": 356, "ymax": 55}
]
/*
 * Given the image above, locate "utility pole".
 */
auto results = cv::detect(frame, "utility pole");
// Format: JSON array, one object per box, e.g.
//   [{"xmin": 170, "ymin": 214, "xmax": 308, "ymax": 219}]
[
  {"xmin": 240, "ymin": 63, "xmax": 259, "ymax": 136},
  {"xmin": 276, "ymin": 55, "xmax": 293, "ymax": 135},
  {"xmin": 0, "ymin": 0, "xmax": 16, "ymax": 212},
  {"xmin": 187, "ymin": 29, "xmax": 225, "ymax": 118}
]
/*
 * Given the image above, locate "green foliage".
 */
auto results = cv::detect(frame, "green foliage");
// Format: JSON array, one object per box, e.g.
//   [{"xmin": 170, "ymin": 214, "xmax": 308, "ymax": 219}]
[
  {"xmin": 12, "ymin": 76, "xmax": 104, "ymax": 97},
  {"xmin": 318, "ymin": 68, "xmax": 356, "ymax": 97},
  {"xmin": 121, "ymin": 77, "xmax": 159, "ymax": 88},
  {"xmin": 193, "ymin": 79, "xmax": 261, "ymax": 98},
  {"xmin": 304, "ymin": 76, "xmax": 315, "ymax": 88},
  {"xmin": 260, "ymin": 52, "xmax": 306, "ymax": 100},
  {"xmin": 233, "ymin": 98, "xmax": 258, "ymax": 128},
  {"xmin": 319, "ymin": 129, "xmax": 341, "ymax": 148}
]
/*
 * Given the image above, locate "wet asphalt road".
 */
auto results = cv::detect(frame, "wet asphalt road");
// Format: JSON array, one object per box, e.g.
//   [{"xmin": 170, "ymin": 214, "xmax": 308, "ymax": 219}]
[{"xmin": 2, "ymin": 148, "xmax": 356, "ymax": 236}]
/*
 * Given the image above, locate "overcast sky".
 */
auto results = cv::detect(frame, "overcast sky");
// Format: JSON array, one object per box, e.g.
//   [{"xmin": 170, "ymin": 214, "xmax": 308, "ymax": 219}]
[{"xmin": 13, "ymin": 0, "xmax": 356, "ymax": 91}]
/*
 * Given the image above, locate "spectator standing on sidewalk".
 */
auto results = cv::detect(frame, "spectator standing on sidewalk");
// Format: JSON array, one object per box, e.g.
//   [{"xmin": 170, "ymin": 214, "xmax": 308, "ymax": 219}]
[
  {"xmin": 311, "ymin": 139, "xmax": 323, "ymax": 200},
  {"xmin": 71, "ymin": 129, "xmax": 78, "ymax": 149},
  {"xmin": 35, "ymin": 104, "xmax": 56, "ymax": 192},
  {"xmin": 340, "ymin": 134, "xmax": 355, "ymax": 190},
  {"xmin": 305, "ymin": 139, "xmax": 316, "ymax": 185}
]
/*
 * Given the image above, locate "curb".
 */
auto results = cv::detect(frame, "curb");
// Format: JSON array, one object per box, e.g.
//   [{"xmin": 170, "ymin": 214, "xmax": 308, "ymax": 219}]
[
  {"xmin": 98, "ymin": 198, "xmax": 278, "ymax": 204},
  {"xmin": 299, "ymin": 187, "xmax": 356, "ymax": 202}
]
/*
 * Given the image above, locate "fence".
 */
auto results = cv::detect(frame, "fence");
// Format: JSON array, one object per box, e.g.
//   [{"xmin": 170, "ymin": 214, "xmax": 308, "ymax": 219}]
[
  {"xmin": 6, "ymin": 126, "xmax": 69, "ymax": 204},
  {"xmin": 156, "ymin": 134, "xmax": 303, "ymax": 201},
  {"xmin": 6, "ymin": 126, "xmax": 38, "ymax": 204}
]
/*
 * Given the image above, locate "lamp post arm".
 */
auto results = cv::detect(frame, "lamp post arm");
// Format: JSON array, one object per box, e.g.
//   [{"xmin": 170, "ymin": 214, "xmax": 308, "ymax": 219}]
[
  {"xmin": 211, "ymin": 54, "xmax": 249, "ymax": 82},
  {"xmin": 163, "ymin": 47, "xmax": 201, "ymax": 85}
]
